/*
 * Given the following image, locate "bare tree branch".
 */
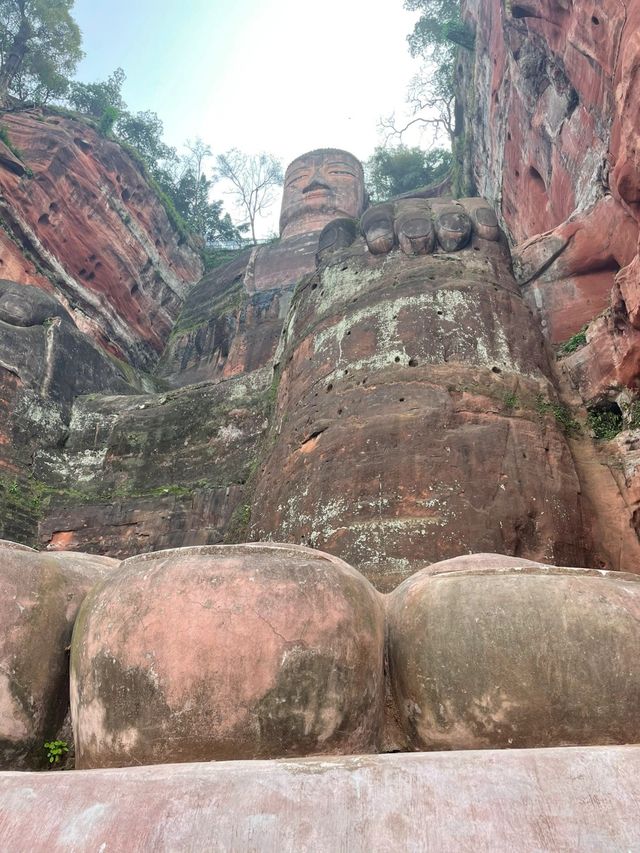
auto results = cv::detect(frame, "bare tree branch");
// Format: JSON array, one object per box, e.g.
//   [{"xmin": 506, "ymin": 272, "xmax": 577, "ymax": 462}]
[{"xmin": 215, "ymin": 150, "xmax": 283, "ymax": 244}]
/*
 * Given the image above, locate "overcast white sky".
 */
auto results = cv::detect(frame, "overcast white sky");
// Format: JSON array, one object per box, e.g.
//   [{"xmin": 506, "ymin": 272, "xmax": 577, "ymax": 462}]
[{"xmin": 73, "ymin": 0, "xmax": 430, "ymax": 236}]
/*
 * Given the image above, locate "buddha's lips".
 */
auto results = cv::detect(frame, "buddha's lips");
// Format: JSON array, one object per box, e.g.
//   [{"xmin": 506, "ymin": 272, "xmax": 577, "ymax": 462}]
[{"xmin": 303, "ymin": 188, "xmax": 331, "ymax": 199}]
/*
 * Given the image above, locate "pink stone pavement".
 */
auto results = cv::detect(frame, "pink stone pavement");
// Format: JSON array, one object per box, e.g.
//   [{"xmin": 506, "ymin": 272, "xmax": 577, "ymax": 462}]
[{"xmin": 0, "ymin": 745, "xmax": 639, "ymax": 851}]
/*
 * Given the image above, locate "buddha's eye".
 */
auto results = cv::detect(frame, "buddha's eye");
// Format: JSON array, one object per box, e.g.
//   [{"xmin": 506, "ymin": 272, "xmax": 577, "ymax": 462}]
[
  {"xmin": 286, "ymin": 175, "xmax": 307, "ymax": 189},
  {"xmin": 329, "ymin": 170, "xmax": 355, "ymax": 177}
]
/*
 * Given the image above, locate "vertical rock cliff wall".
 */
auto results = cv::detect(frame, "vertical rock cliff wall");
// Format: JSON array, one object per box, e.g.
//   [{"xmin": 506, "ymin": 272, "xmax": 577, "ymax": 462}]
[
  {"xmin": 460, "ymin": 0, "xmax": 640, "ymax": 564},
  {"xmin": 0, "ymin": 108, "xmax": 202, "ymax": 370}
]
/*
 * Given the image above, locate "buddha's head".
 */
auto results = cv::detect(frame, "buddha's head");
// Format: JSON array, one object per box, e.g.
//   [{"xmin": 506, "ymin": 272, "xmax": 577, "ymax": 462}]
[{"xmin": 279, "ymin": 149, "xmax": 366, "ymax": 239}]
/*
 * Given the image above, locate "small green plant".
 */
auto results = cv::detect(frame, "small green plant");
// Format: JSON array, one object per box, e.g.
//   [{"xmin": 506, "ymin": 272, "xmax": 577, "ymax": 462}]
[
  {"xmin": 536, "ymin": 395, "xmax": 581, "ymax": 437},
  {"xmin": 587, "ymin": 408, "xmax": 623, "ymax": 441},
  {"xmin": 44, "ymin": 739, "xmax": 69, "ymax": 765},
  {"xmin": 503, "ymin": 391, "xmax": 519, "ymax": 410},
  {"xmin": 0, "ymin": 125, "xmax": 31, "ymax": 175},
  {"xmin": 98, "ymin": 105, "xmax": 119, "ymax": 136},
  {"xmin": 8, "ymin": 480, "xmax": 20, "ymax": 496},
  {"xmin": 559, "ymin": 327, "xmax": 588, "ymax": 355},
  {"xmin": 627, "ymin": 400, "xmax": 640, "ymax": 430}
]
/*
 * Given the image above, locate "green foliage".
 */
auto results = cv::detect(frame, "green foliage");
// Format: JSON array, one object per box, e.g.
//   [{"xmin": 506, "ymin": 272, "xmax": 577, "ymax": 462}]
[
  {"xmin": 44, "ymin": 739, "xmax": 68, "ymax": 765},
  {"xmin": 118, "ymin": 140, "xmax": 190, "ymax": 240},
  {"xmin": 365, "ymin": 145, "xmax": 452, "ymax": 201},
  {"xmin": 536, "ymin": 395, "xmax": 581, "ymax": 437},
  {"xmin": 587, "ymin": 408, "xmax": 623, "ymax": 441},
  {"xmin": 0, "ymin": 123, "xmax": 22, "ymax": 161},
  {"xmin": 0, "ymin": 0, "xmax": 83, "ymax": 105},
  {"xmin": 68, "ymin": 67, "xmax": 125, "ymax": 119},
  {"xmin": 202, "ymin": 246, "xmax": 246, "ymax": 272},
  {"xmin": 627, "ymin": 401, "xmax": 640, "ymax": 430},
  {"xmin": 503, "ymin": 391, "xmax": 519, "ymax": 410},
  {"xmin": 116, "ymin": 108, "xmax": 175, "ymax": 174},
  {"xmin": 172, "ymin": 140, "xmax": 245, "ymax": 247},
  {"xmin": 559, "ymin": 327, "xmax": 587, "ymax": 355},
  {"xmin": 98, "ymin": 104, "xmax": 119, "ymax": 136},
  {"xmin": 404, "ymin": 0, "xmax": 472, "ymax": 61}
]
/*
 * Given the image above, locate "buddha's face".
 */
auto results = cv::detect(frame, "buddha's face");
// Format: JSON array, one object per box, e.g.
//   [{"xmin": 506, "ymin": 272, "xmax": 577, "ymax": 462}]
[{"xmin": 279, "ymin": 149, "xmax": 366, "ymax": 239}]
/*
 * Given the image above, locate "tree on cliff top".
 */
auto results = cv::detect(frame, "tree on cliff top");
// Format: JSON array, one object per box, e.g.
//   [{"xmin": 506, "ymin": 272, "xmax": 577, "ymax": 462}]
[
  {"xmin": 404, "ymin": 0, "xmax": 473, "ymax": 63},
  {"xmin": 68, "ymin": 67, "xmax": 126, "ymax": 119},
  {"xmin": 366, "ymin": 145, "xmax": 452, "ymax": 201},
  {"xmin": 0, "ymin": 0, "xmax": 83, "ymax": 105},
  {"xmin": 216, "ymin": 150, "xmax": 283, "ymax": 245}
]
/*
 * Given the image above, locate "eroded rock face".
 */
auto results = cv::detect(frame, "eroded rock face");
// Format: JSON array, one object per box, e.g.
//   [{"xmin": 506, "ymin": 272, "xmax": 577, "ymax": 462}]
[
  {"xmin": 0, "ymin": 542, "xmax": 117, "ymax": 769},
  {"xmin": 461, "ymin": 0, "xmax": 640, "ymax": 573},
  {"xmin": 0, "ymin": 280, "xmax": 138, "ymax": 546},
  {"xmin": 462, "ymin": 0, "xmax": 640, "ymax": 359},
  {"xmin": 387, "ymin": 556, "xmax": 640, "ymax": 750},
  {"xmin": 250, "ymin": 200, "xmax": 589, "ymax": 590},
  {"xmin": 71, "ymin": 543, "xmax": 385, "ymax": 769},
  {"xmin": 0, "ymin": 109, "xmax": 202, "ymax": 369},
  {"xmin": 36, "ymin": 369, "xmax": 271, "ymax": 557}
]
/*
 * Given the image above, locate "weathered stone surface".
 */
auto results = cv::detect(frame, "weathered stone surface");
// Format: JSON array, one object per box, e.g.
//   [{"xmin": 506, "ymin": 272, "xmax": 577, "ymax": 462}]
[
  {"xmin": 250, "ymin": 200, "xmax": 590, "ymax": 590},
  {"xmin": 0, "ymin": 281, "xmax": 134, "ymax": 407},
  {"xmin": 0, "ymin": 546, "xmax": 116, "ymax": 769},
  {"xmin": 462, "ymin": 0, "xmax": 640, "ymax": 348},
  {"xmin": 1, "ymin": 746, "xmax": 640, "ymax": 851},
  {"xmin": 35, "ymin": 367, "xmax": 271, "ymax": 557},
  {"xmin": 388, "ymin": 559, "xmax": 640, "ymax": 751},
  {"xmin": 0, "ymin": 280, "xmax": 140, "ymax": 546},
  {"xmin": 156, "ymin": 241, "xmax": 302, "ymax": 388},
  {"xmin": 0, "ymin": 108, "xmax": 202, "ymax": 369},
  {"xmin": 460, "ymin": 0, "xmax": 640, "ymax": 576},
  {"xmin": 71, "ymin": 543, "xmax": 385, "ymax": 768}
]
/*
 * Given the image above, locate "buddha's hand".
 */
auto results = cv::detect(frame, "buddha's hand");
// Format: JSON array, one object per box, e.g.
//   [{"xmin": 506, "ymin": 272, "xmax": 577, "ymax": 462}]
[{"xmin": 317, "ymin": 198, "xmax": 501, "ymax": 262}]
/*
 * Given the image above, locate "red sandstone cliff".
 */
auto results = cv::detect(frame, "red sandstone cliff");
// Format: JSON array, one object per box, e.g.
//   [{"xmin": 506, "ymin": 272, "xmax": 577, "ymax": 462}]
[
  {"xmin": 0, "ymin": 108, "xmax": 202, "ymax": 369},
  {"xmin": 461, "ymin": 0, "xmax": 640, "ymax": 560}
]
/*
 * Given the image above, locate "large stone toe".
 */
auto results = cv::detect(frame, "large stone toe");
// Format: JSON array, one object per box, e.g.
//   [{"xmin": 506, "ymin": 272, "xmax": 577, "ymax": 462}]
[
  {"xmin": 71, "ymin": 543, "xmax": 385, "ymax": 769},
  {"xmin": 433, "ymin": 201, "xmax": 472, "ymax": 251},
  {"xmin": 362, "ymin": 203, "xmax": 396, "ymax": 254},
  {"xmin": 394, "ymin": 199, "xmax": 435, "ymax": 255}
]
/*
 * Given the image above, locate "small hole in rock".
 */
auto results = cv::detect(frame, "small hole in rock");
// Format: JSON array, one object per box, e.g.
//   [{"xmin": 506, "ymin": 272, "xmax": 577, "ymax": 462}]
[
  {"xmin": 591, "ymin": 15, "xmax": 599, "ymax": 24},
  {"xmin": 399, "ymin": 397, "xmax": 405, "ymax": 402},
  {"xmin": 394, "ymin": 356, "xmax": 401, "ymax": 362},
  {"xmin": 326, "ymin": 384, "xmax": 333, "ymax": 392},
  {"xmin": 408, "ymin": 358, "xmax": 418, "ymax": 367}
]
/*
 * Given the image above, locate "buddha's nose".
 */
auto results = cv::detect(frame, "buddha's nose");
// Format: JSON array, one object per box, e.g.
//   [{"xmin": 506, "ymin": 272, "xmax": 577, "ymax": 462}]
[{"xmin": 303, "ymin": 177, "xmax": 331, "ymax": 194}]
